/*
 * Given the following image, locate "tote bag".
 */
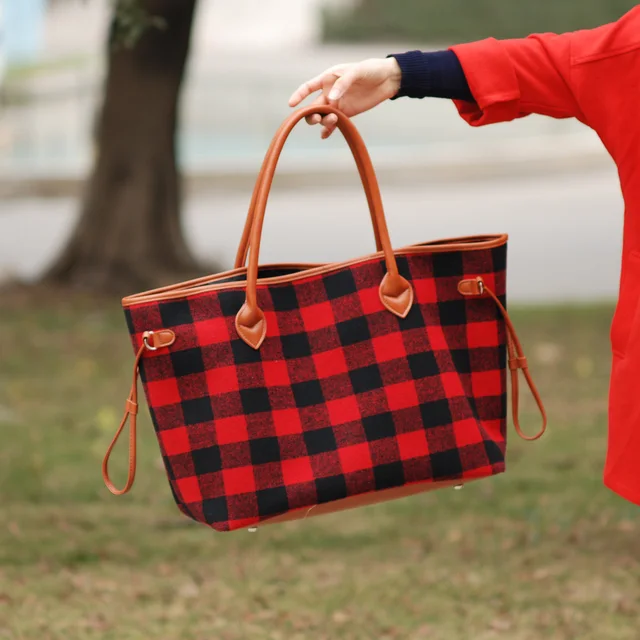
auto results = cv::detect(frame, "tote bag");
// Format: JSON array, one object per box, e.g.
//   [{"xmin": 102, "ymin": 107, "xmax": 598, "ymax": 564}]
[{"xmin": 103, "ymin": 105, "xmax": 546, "ymax": 532}]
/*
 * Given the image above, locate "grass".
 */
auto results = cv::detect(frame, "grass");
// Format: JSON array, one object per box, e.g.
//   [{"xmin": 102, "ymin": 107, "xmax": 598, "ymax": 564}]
[
  {"xmin": 4, "ymin": 55, "xmax": 93, "ymax": 83},
  {"xmin": 1, "ymin": 290, "xmax": 638, "ymax": 639},
  {"xmin": 323, "ymin": 0, "xmax": 638, "ymax": 43}
]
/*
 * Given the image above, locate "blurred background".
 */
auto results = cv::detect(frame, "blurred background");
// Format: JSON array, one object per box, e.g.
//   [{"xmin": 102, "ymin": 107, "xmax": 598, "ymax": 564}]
[{"xmin": 1, "ymin": 2, "xmax": 639, "ymax": 639}]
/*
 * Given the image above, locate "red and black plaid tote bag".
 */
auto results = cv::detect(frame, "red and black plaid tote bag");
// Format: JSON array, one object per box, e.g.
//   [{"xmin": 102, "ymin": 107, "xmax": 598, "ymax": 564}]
[{"xmin": 103, "ymin": 105, "xmax": 546, "ymax": 532}]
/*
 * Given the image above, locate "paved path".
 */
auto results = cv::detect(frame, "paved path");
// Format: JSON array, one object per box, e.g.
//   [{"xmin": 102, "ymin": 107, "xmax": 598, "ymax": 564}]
[{"xmin": 0, "ymin": 166, "xmax": 624, "ymax": 303}]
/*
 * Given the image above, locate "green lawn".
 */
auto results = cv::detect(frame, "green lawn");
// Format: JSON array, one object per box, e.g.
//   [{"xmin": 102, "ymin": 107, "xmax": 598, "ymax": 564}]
[
  {"xmin": 1, "ymin": 291, "xmax": 638, "ymax": 640},
  {"xmin": 4, "ymin": 55, "xmax": 92, "ymax": 83}
]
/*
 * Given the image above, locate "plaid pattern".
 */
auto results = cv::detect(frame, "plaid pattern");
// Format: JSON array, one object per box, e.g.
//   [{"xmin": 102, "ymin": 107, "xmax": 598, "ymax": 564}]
[{"xmin": 124, "ymin": 245, "xmax": 508, "ymax": 532}]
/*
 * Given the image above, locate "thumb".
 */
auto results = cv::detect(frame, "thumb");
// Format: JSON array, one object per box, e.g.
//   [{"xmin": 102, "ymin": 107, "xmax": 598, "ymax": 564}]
[{"xmin": 327, "ymin": 69, "xmax": 357, "ymax": 102}]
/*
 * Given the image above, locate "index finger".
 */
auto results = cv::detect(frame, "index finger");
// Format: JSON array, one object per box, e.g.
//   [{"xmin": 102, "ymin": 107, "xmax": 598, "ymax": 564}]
[
  {"xmin": 288, "ymin": 65, "xmax": 347, "ymax": 107},
  {"xmin": 288, "ymin": 75, "xmax": 325, "ymax": 107}
]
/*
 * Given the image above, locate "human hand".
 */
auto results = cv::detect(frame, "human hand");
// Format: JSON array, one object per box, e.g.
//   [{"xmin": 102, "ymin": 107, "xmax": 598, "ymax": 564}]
[{"xmin": 288, "ymin": 57, "xmax": 402, "ymax": 139}]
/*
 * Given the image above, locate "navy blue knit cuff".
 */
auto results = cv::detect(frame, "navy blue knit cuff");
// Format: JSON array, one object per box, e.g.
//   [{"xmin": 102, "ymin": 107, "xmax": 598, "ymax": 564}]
[{"xmin": 387, "ymin": 50, "xmax": 473, "ymax": 102}]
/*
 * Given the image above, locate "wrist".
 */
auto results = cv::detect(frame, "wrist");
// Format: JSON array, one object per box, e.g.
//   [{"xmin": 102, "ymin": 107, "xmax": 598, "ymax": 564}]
[{"xmin": 384, "ymin": 57, "xmax": 402, "ymax": 94}]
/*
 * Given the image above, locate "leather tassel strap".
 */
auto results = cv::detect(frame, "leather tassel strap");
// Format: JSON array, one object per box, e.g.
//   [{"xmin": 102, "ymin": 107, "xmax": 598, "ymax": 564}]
[
  {"xmin": 459, "ymin": 277, "xmax": 547, "ymax": 441},
  {"xmin": 102, "ymin": 330, "xmax": 175, "ymax": 495}
]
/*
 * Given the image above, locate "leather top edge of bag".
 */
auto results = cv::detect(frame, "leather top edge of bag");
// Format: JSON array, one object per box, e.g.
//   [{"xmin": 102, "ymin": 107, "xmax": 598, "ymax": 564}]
[{"xmin": 102, "ymin": 105, "xmax": 547, "ymax": 532}]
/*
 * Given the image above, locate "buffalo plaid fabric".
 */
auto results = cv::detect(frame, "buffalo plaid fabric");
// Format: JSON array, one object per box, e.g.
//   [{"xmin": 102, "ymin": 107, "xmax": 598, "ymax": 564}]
[{"xmin": 124, "ymin": 245, "xmax": 508, "ymax": 532}]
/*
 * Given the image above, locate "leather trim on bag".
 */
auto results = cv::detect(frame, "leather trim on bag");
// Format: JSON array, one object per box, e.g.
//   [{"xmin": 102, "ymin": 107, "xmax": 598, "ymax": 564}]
[{"xmin": 122, "ymin": 234, "xmax": 509, "ymax": 307}]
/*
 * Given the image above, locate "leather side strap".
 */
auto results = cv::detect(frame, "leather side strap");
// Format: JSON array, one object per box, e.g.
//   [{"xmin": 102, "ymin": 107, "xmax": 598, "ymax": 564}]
[
  {"xmin": 102, "ymin": 342, "xmax": 144, "ymax": 495},
  {"xmin": 102, "ymin": 329, "xmax": 175, "ymax": 495},
  {"xmin": 458, "ymin": 277, "xmax": 547, "ymax": 441}
]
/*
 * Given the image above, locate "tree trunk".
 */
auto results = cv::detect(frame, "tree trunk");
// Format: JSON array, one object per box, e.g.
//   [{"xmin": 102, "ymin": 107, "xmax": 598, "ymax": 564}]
[{"xmin": 46, "ymin": 0, "xmax": 210, "ymax": 295}]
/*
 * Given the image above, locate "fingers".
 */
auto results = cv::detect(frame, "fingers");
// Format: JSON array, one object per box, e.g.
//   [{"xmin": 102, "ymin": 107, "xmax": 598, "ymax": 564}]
[
  {"xmin": 303, "ymin": 97, "xmax": 339, "ymax": 139},
  {"xmin": 288, "ymin": 64, "xmax": 346, "ymax": 107},
  {"xmin": 319, "ymin": 71, "xmax": 345, "ymax": 138},
  {"xmin": 302, "ymin": 92, "xmax": 339, "ymax": 137},
  {"xmin": 289, "ymin": 64, "xmax": 352, "ymax": 107},
  {"xmin": 321, "ymin": 114, "xmax": 338, "ymax": 139},
  {"xmin": 327, "ymin": 69, "xmax": 357, "ymax": 102},
  {"xmin": 304, "ymin": 110, "xmax": 338, "ymax": 139},
  {"xmin": 319, "ymin": 74, "xmax": 339, "ymax": 136},
  {"xmin": 304, "ymin": 94, "xmax": 329, "ymax": 125},
  {"xmin": 302, "ymin": 110, "xmax": 339, "ymax": 139},
  {"xmin": 288, "ymin": 64, "xmax": 356, "ymax": 139},
  {"xmin": 289, "ymin": 75, "xmax": 324, "ymax": 108}
]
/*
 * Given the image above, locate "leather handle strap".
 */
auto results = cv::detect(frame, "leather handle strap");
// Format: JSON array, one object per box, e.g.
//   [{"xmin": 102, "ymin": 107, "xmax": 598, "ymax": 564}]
[
  {"xmin": 459, "ymin": 277, "xmax": 547, "ymax": 441},
  {"xmin": 233, "ymin": 114, "xmax": 383, "ymax": 269},
  {"xmin": 236, "ymin": 105, "xmax": 413, "ymax": 349}
]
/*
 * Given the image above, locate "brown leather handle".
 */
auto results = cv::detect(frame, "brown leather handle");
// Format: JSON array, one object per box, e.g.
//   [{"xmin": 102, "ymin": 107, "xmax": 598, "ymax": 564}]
[
  {"xmin": 235, "ymin": 105, "xmax": 413, "ymax": 349},
  {"xmin": 234, "ymin": 113, "xmax": 384, "ymax": 269}
]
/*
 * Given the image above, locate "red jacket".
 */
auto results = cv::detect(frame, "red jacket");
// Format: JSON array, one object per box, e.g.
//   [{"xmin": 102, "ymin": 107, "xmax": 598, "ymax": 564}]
[{"xmin": 450, "ymin": 7, "xmax": 640, "ymax": 506}]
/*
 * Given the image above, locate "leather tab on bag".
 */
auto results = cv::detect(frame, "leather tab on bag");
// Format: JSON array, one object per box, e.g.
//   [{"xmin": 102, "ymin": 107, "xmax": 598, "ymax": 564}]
[
  {"xmin": 146, "ymin": 329, "xmax": 176, "ymax": 349},
  {"xmin": 379, "ymin": 273, "xmax": 414, "ymax": 318},
  {"xmin": 236, "ymin": 303, "xmax": 267, "ymax": 349},
  {"xmin": 458, "ymin": 278, "xmax": 484, "ymax": 296}
]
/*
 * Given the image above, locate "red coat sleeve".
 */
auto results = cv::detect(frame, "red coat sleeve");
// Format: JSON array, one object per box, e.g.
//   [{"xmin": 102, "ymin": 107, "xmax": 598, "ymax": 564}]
[
  {"xmin": 449, "ymin": 7, "xmax": 640, "ymax": 128},
  {"xmin": 449, "ymin": 34, "xmax": 585, "ymax": 126}
]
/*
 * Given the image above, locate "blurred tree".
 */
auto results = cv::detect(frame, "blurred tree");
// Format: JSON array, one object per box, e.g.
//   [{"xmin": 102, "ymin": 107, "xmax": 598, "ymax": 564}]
[
  {"xmin": 46, "ymin": 0, "xmax": 205, "ymax": 293},
  {"xmin": 324, "ymin": 0, "xmax": 639, "ymax": 43}
]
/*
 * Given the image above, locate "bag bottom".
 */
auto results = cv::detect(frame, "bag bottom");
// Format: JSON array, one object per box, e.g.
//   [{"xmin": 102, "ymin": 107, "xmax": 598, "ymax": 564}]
[{"xmin": 221, "ymin": 474, "xmax": 492, "ymax": 531}]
